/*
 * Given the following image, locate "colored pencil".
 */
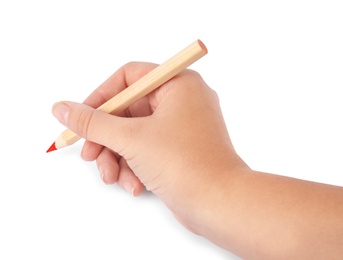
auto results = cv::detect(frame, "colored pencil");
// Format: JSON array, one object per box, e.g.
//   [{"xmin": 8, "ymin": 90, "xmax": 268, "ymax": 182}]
[{"xmin": 47, "ymin": 39, "xmax": 208, "ymax": 153}]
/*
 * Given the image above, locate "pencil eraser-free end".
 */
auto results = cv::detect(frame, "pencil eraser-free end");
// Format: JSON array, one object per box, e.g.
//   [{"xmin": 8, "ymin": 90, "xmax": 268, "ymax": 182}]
[{"xmin": 197, "ymin": 39, "xmax": 208, "ymax": 54}]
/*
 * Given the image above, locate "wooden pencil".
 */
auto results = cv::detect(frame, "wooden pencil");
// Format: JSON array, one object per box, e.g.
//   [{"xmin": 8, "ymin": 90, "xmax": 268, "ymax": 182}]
[{"xmin": 47, "ymin": 39, "xmax": 208, "ymax": 152}]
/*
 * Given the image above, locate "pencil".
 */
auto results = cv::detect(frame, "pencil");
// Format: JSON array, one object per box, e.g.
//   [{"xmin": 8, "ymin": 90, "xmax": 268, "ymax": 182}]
[{"xmin": 47, "ymin": 39, "xmax": 208, "ymax": 153}]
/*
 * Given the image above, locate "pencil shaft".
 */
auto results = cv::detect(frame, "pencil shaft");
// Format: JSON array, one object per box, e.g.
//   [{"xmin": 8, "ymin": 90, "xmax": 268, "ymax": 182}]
[{"xmin": 53, "ymin": 39, "xmax": 207, "ymax": 150}]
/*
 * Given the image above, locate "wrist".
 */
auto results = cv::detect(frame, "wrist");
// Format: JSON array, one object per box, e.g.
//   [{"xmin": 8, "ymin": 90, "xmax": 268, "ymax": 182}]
[{"xmin": 169, "ymin": 155, "xmax": 251, "ymax": 241}]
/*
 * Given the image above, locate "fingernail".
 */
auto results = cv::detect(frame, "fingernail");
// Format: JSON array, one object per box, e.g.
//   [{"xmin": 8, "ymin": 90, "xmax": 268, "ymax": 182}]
[
  {"xmin": 98, "ymin": 166, "xmax": 107, "ymax": 184},
  {"xmin": 124, "ymin": 182, "xmax": 135, "ymax": 196},
  {"xmin": 52, "ymin": 102, "xmax": 70, "ymax": 125}
]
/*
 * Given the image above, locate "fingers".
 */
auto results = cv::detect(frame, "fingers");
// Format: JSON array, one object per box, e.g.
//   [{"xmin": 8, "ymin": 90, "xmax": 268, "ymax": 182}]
[
  {"xmin": 83, "ymin": 62, "xmax": 158, "ymax": 109},
  {"xmin": 117, "ymin": 157, "xmax": 144, "ymax": 196},
  {"xmin": 92, "ymin": 147, "xmax": 143, "ymax": 196},
  {"xmin": 60, "ymin": 102, "xmax": 145, "ymax": 195},
  {"xmin": 52, "ymin": 100, "xmax": 146, "ymax": 196},
  {"xmin": 95, "ymin": 147, "xmax": 144, "ymax": 196},
  {"xmin": 81, "ymin": 140, "xmax": 104, "ymax": 161},
  {"xmin": 52, "ymin": 101, "xmax": 140, "ymax": 155},
  {"xmin": 96, "ymin": 147, "xmax": 120, "ymax": 184},
  {"xmin": 80, "ymin": 62, "xmax": 159, "ymax": 158}
]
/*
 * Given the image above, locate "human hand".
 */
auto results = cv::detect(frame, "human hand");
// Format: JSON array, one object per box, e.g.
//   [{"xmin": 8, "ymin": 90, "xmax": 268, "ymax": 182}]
[{"xmin": 52, "ymin": 62, "xmax": 248, "ymax": 232}]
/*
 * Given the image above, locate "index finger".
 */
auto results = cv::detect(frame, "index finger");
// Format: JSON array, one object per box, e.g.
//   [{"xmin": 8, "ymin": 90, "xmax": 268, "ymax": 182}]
[{"xmin": 83, "ymin": 62, "xmax": 158, "ymax": 109}]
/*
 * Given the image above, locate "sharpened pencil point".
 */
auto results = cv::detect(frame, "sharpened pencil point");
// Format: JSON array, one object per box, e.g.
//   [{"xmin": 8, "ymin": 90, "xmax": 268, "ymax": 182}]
[{"xmin": 46, "ymin": 142, "xmax": 57, "ymax": 153}]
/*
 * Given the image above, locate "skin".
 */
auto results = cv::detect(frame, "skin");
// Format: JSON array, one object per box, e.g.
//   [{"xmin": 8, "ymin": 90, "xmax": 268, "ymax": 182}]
[{"xmin": 52, "ymin": 62, "xmax": 343, "ymax": 259}]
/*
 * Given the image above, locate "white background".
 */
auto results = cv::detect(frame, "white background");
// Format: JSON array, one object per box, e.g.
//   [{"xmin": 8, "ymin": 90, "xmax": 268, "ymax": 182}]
[{"xmin": 1, "ymin": 1, "xmax": 342, "ymax": 259}]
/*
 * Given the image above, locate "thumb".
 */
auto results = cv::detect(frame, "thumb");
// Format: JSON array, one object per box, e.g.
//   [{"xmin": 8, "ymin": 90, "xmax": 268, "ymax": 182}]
[{"xmin": 52, "ymin": 101, "xmax": 138, "ymax": 154}]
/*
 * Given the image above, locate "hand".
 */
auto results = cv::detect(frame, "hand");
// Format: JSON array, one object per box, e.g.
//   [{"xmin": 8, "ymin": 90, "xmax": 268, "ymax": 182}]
[{"xmin": 52, "ymin": 61, "xmax": 248, "ymax": 231}]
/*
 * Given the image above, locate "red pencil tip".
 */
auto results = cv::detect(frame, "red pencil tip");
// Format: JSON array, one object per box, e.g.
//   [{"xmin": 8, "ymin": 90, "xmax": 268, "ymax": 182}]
[{"xmin": 46, "ymin": 142, "xmax": 57, "ymax": 153}]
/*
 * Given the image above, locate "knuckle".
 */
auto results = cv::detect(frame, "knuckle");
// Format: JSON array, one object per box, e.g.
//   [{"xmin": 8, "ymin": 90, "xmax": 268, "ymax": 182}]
[
  {"xmin": 124, "ymin": 61, "xmax": 138, "ymax": 68},
  {"xmin": 185, "ymin": 68, "xmax": 201, "ymax": 77}
]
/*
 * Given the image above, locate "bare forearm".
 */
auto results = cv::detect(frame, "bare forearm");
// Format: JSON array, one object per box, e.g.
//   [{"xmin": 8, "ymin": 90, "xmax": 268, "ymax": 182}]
[{"xmin": 200, "ymin": 169, "xmax": 343, "ymax": 259}]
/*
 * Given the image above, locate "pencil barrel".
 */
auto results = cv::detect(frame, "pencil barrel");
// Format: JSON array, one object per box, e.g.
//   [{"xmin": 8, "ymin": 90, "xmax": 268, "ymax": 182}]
[{"xmin": 53, "ymin": 39, "xmax": 207, "ymax": 150}]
